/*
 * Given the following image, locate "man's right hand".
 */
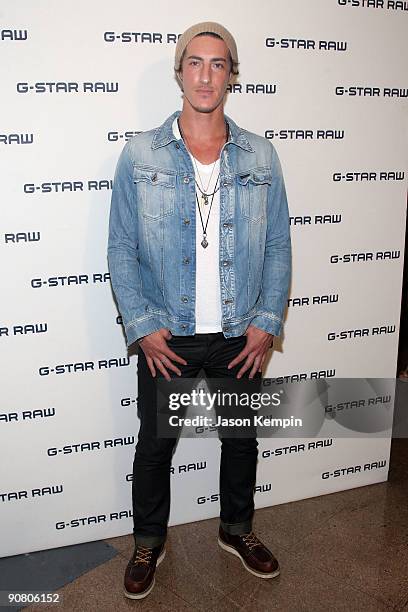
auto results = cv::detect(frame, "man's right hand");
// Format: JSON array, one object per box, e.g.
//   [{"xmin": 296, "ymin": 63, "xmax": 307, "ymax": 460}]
[{"xmin": 138, "ymin": 328, "xmax": 187, "ymax": 381}]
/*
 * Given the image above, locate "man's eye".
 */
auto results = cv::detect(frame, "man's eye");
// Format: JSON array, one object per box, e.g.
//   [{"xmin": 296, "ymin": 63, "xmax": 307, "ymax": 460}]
[
  {"xmin": 213, "ymin": 63, "xmax": 224, "ymax": 69},
  {"xmin": 190, "ymin": 60, "xmax": 200, "ymax": 66}
]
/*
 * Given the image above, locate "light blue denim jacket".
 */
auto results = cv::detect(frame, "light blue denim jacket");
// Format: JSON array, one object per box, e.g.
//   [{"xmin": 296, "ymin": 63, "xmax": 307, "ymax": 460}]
[{"xmin": 107, "ymin": 110, "xmax": 291, "ymax": 347}]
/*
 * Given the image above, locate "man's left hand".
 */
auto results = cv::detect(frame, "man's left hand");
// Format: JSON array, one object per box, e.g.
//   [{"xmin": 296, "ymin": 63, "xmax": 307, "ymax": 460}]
[{"xmin": 227, "ymin": 325, "xmax": 274, "ymax": 379}]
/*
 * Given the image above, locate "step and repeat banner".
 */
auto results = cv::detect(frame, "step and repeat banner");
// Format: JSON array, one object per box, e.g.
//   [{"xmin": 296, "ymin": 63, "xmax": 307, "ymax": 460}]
[{"xmin": 1, "ymin": 0, "xmax": 407, "ymax": 557}]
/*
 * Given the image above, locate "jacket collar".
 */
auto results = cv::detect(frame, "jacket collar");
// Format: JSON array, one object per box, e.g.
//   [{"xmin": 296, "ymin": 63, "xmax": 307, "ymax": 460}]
[{"xmin": 151, "ymin": 110, "xmax": 254, "ymax": 152}]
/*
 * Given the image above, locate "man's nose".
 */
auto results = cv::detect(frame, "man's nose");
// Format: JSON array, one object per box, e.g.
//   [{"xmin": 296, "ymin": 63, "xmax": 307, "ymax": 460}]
[{"xmin": 200, "ymin": 63, "xmax": 211, "ymax": 83}]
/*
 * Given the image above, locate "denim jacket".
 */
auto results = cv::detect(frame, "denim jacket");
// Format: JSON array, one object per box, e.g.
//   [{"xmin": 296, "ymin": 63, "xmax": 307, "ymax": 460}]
[{"xmin": 107, "ymin": 110, "xmax": 291, "ymax": 348}]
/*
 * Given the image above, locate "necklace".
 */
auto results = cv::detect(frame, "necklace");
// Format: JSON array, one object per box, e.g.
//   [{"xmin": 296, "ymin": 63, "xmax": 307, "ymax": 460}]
[
  {"xmin": 177, "ymin": 118, "xmax": 229, "ymax": 248},
  {"xmin": 177, "ymin": 118, "xmax": 227, "ymax": 191},
  {"xmin": 192, "ymin": 152, "xmax": 218, "ymax": 205},
  {"xmin": 196, "ymin": 174, "xmax": 220, "ymax": 248},
  {"xmin": 195, "ymin": 180, "xmax": 220, "ymax": 206}
]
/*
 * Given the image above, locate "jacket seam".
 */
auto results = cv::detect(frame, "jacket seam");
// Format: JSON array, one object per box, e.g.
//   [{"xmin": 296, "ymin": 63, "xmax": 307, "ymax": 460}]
[
  {"xmin": 253, "ymin": 311, "xmax": 282, "ymax": 324},
  {"xmin": 125, "ymin": 314, "xmax": 157, "ymax": 329}
]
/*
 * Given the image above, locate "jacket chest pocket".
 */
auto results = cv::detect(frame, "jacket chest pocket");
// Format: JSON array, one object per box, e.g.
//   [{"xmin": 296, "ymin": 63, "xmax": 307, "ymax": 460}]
[
  {"xmin": 133, "ymin": 165, "xmax": 176, "ymax": 220},
  {"xmin": 236, "ymin": 168, "xmax": 271, "ymax": 223}
]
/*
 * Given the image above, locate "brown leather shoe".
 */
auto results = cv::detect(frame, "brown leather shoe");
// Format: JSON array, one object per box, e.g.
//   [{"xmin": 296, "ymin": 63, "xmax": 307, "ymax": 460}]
[
  {"xmin": 218, "ymin": 526, "xmax": 280, "ymax": 579},
  {"xmin": 123, "ymin": 541, "xmax": 166, "ymax": 599}
]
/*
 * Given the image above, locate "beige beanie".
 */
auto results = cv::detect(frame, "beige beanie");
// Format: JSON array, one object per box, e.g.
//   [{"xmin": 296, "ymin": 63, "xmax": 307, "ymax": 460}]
[{"xmin": 174, "ymin": 21, "xmax": 239, "ymax": 84}]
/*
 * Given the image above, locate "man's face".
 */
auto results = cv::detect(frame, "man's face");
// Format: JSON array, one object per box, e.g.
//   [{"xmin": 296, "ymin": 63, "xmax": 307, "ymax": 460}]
[{"xmin": 179, "ymin": 35, "xmax": 232, "ymax": 114}]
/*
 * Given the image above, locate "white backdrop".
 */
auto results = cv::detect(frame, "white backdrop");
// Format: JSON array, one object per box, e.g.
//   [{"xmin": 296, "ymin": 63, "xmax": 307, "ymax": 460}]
[{"xmin": 1, "ymin": 0, "xmax": 407, "ymax": 557}]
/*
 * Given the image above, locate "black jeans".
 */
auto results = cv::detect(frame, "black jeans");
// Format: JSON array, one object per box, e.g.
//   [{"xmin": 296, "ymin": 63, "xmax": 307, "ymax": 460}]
[{"xmin": 132, "ymin": 332, "xmax": 261, "ymax": 547}]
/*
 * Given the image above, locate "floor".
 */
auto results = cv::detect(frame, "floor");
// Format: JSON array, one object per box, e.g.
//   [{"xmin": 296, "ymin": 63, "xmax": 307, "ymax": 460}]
[{"xmin": 13, "ymin": 437, "xmax": 407, "ymax": 612}]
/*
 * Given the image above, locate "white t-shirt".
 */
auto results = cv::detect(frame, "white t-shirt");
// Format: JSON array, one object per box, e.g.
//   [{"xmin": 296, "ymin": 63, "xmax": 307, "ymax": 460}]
[{"xmin": 172, "ymin": 118, "xmax": 222, "ymax": 332}]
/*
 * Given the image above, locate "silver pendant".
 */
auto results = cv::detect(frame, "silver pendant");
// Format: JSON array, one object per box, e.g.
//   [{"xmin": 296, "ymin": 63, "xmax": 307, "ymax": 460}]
[
  {"xmin": 203, "ymin": 194, "xmax": 209, "ymax": 206},
  {"xmin": 201, "ymin": 237, "xmax": 208, "ymax": 248}
]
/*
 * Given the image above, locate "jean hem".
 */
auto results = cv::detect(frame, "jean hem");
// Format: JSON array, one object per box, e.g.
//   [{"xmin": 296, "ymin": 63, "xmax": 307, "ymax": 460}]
[
  {"xmin": 133, "ymin": 533, "xmax": 166, "ymax": 547},
  {"xmin": 220, "ymin": 519, "xmax": 252, "ymax": 535}
]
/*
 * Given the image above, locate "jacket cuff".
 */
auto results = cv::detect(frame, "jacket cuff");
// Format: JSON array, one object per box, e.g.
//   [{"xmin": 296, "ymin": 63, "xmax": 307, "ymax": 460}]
[
  {"xmin": 247, "ymin": 312, "xmax": 283, "ymax": 337},
  {"xmin": 125, "ymin": 315, "xmax": 164, "ymax": 347}
]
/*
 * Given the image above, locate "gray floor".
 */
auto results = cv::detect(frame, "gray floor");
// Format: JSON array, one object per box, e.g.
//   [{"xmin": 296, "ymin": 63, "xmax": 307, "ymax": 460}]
[{"xmin": 6, "ymin": 437, "xmax": 408, "ymax": 611}]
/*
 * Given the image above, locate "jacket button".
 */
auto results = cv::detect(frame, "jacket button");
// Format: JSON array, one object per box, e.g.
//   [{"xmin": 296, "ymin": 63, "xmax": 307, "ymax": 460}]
[
  {"xmin": 151, "ymin": 172, "xmax": 158, "ymax": 182},
  {"xmin": 183, "ymin": 176, "xmax": 190, "ymax": 184},
  {"xmin": 181, "ymin": 324, "xmax": 187, "ymax": 329},
  {"xmin": 223, "ymin": 222, "xmax": 232, "ymax": 228},
  {"xmin": 222, "ymin": 260, "xmax": 230, "ymax": 267},
  {"xmin": 181, "ymin": 296, "xmax": 188, "ymax": 303},
  {"xmin": 183, "ymin": 218, "xmax": 190, "ymax": 225},
  {"xmin": 183, "ymin": 257, "xmax": 190, "ymax": 264},
  {"xmin": 175, "ymin": 143, "xmax": 180, "ymax": 149},
  {"xmin": 224, "ymin": 326, "xmax": 230, "ymax": 331}
]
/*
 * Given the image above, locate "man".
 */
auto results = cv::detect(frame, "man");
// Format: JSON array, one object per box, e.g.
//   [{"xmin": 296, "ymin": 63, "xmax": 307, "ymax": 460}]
[{"xmin": 107, "ymin": 21, "xmax": 291, "ymax": 600}]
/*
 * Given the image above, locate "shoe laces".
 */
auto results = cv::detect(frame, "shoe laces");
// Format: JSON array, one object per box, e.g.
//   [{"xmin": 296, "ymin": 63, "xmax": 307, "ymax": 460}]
[
  {"xmin": 241, "ymin": 532, "xmax": 262, "ymax": 551},
  {"xmin": 133, "ymin": 545, "xmax": 153, "ymax": 565}
]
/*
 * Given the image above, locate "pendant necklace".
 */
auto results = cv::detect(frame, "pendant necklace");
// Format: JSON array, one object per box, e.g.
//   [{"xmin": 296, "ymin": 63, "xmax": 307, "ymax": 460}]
[
  {"xmin": 177, "ymin": 117, "xmax": 229, "ymax": 248},
  {"xmin": 196, "ymin": 175, "xmax": 219, "ymax": 248}
]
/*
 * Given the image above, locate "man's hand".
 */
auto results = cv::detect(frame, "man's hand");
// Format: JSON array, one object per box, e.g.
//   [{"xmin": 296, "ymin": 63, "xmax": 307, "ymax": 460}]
[
  {"xmin": 227, "ymin": 325, "xmax": 273, "ymax": 379},
  {"xmin": 139, "ymin": 328, "xmax": 187, "ymax": 381}
]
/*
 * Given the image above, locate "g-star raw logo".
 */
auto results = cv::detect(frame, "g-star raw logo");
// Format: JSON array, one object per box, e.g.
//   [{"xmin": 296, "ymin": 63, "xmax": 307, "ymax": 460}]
[
  {"xmin": 107, "ymin": 130, "xmax": 141, "ymax": 142},
  {"xmin": 0, "ymin": 485, "xmax": 63, "ymax": 502},
  {"xmin": 31, "ymin": 273, "xmax": 110, "ymax": 288},
  {"xmin": 262, "ymin": 439, "xmax": 333, "ymax": 458},
  {"xmin": 121, "ymin": 397, "xmax": 138, "ymax": 407},
  {"xmin": 327, "ymin": 325, "xmax": 396, "ymax": 341},
  {"xmin": 0, "ymin": 408, "xmax": 56, "ymax": 423},
  {"xmin": 38, "ymin": 357, "xmax": 130, "ymax": 376},
  {"xmin": 337, "ymin": 0, "xmax": 407, "ymax": 11},
  {"xmin": 270, "ymin": 370, "xmax": 336, "ymax": 384},
  {"xmin": 103, "ymin": 31, "xmax": 181, "ymax": 43},
  {"xmin": 1, "ymin": 29, "xmax": 28, "ymax": 41},
  {"xmin": 125, "ymin": 462, "xmax": 208, "ymax": 478},
  {"xmin": 0, "ymin": 133, "xmax": 33, "ymax": 144},
  {"xmin": 330, "ymin": 251, "xmax": 400, "ymax": 263},
  {"xmin": 333, "ymin": 170, "xmax": 404, "ymax": 181},
  {"xmin": 17, "ymin": 82, "xmax": 119, "ymax": 93},
  {"xmin": 266, "ymin": 37, "xmax": 347, "ymax": 51},
  {"xmin": 56, "ymin": 510, "xmax": 132, "ymax": 530},
  {"xmin": 325, "ymin": 395, "xmax": 391, "ymax": 414},
  {"xmin": 265, "ymin": 129, "xmax": 344, "ymax": 140},
  {"xmin": 290, "ymin": 214, "xmax": 342, "ymax": 225},
  {"xmin": 227, "ymin": 83, "xmax": 277, "ymax": 94},
  {"xmin": 335, "ymin": 86, "xmax": 407, "ymax": 97},
  {"xmin": 322, "ymin": 459, "xmax": 387, "ymax": 479},
  {"xmin": 197, "ymin": 483, "xmax": 272, "ymax": 504},
  {"xmin": 4, "ymin": 231, "xmax": 40, "ymax": 244},
  {"xmin": 288, "ymin": 294, "xmax": 339, "ymax": 307},
  {"xmin": 0, "ymin": 323, "xmax": 47, "ymax": 337},
  {"xmin": 48, "ymin": 436, "xmax": 135, "ymax": 456},
  {"xmin": 170, "ymin": 461, "xmax": 207, "ymax": 474},
  {"xmin": 24, "ymin": 180, "xmax": 112, "ymax": 193}
]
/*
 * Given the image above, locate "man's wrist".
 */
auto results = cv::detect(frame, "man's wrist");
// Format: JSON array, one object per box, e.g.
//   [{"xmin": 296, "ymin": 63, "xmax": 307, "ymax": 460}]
[{"xmin": 248, "ymin": 313, "xmax": 282, "ymax": 337}]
